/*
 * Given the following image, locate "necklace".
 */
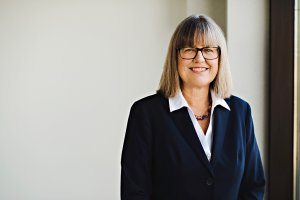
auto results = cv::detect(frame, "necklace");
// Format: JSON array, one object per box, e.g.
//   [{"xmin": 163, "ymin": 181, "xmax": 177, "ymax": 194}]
[{"xmin": 194, "ymin": 100, "xmax": 212, "ymax": 121}]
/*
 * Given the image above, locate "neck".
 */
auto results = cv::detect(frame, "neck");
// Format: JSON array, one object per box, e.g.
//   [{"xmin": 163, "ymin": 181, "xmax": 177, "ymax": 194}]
[
  {"xmin": 182, "ymin": 86, "xmax": 210, "ymax": 105},
  {"xmin": 181, "ymin": 86, "xmax": 211, "ymax": 114}
]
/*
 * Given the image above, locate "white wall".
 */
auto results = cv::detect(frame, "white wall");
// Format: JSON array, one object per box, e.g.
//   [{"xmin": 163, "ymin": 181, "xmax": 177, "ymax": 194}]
[
  {"xmin": 0, "ymin": 0, "xmax": 268, "ymax": 199},
  {"xmin": 0, "ymin": 1, "xmax": 185, "ymax": 199},
  {"xmin": 227, "ymin": 0, "xmax": 269, "ymax": 171},
  {"xmin": 187, "ymin": 0, "xmax": 227, "ymax": 37}
]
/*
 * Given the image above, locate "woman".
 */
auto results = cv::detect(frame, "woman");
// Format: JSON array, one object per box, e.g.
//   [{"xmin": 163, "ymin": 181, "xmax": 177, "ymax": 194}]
[{"xmin": 121, "ymin": 15, "xmax": 265, "ymax": 200}]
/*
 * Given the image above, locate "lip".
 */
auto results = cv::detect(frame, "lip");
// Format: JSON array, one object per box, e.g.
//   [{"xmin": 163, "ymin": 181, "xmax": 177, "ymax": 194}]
[{"xmin": 189, "ymin": 66, "xmax": 209, "ymax": 73}]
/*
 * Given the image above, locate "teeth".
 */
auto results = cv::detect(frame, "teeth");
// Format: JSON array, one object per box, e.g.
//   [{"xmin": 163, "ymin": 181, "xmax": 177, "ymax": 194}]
[{"xmin": 191, "ymin": 67, "xmax": 207, "ymax": 72}]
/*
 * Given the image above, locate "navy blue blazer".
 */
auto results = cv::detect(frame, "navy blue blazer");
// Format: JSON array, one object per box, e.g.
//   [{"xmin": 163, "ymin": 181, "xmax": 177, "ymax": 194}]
[{"xmin": 121, "ymin": 93, "xmax": 265, "ymax": 200}]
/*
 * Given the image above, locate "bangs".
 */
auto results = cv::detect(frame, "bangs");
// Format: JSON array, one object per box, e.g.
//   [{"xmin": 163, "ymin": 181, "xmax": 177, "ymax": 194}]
[{"xmin": 176, "ymin": 16, "xmax": 220, "ymax": 48}]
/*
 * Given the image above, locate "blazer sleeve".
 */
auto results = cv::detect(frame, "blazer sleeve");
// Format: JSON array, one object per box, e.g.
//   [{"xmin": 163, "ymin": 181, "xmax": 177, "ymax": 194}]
[
  {"xmin": 238, "ymin": 103, "xmax": 266, "ymax": 200},
  {"xmin": 121, "ymin": 102, "xmax": 152, "ymax": 200}
]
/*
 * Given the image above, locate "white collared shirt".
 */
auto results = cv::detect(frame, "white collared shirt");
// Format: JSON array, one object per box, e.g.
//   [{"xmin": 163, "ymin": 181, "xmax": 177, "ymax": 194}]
[{"xmin": 169, "ymin": 90, "xmax": 230, "ymax": 161}]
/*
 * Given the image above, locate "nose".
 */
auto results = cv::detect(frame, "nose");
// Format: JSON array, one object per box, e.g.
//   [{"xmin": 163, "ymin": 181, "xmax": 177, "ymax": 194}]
[{"xmin": 193, "ymin": 50, "xmax": 205, "ymax": 62}]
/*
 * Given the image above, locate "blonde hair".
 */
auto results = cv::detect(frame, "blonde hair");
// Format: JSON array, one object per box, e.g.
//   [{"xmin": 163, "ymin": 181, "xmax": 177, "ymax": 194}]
[{"xmin": 158, "ymin": 14, "xmax": 232, "ymax": 98}]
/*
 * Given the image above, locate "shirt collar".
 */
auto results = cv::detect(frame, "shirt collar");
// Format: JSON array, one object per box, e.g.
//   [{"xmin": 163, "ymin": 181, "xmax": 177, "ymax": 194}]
[{"xmin": 169, "ymin": 89, "xmax": 230, "ymax": 112}]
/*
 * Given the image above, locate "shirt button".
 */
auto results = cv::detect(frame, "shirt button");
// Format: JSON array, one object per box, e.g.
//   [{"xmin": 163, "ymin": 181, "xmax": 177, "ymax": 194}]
[{"xmin": 206, "ymin": 177, "xmax": 214, "ymax": 186}]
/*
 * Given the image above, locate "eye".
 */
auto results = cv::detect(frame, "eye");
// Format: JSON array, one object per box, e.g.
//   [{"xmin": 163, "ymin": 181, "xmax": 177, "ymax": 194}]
[
  {"xmin": 182, "ymin": 48, "xmax": 196, "ymax": 53},
  {"xmin": 203, "ymin": 48, "xmax": 214, "ymax": 53}
]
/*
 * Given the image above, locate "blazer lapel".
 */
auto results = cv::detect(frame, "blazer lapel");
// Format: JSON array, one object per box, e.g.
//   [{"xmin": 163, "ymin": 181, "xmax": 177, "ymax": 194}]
[
  {"xmin": 170, "ymin": 107, "xmax": 214, "ymax": 175},
  {"xmin": 211, "ymin": 103, "xmax": 231, "ymax": 168}
]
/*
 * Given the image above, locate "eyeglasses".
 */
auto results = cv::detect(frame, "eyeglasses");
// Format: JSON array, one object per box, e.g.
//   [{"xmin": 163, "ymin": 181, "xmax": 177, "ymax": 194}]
[{"xmin": 178, "ymin": 47, "xmax": 220, "ymax": 60}]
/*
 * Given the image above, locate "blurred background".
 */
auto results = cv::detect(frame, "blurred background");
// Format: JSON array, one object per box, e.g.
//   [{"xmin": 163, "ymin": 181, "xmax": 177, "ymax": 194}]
[{"xmin": 0, "ymin": 0, "xmax": 298, "ymax": 199}]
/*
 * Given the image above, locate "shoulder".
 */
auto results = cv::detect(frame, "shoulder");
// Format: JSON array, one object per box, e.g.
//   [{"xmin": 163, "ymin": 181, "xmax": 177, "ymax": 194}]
[
  {"xmin": 127, "ymin": 93, "xmax": 169, "ymax": 124},
  {"xmin": 134, "ymin": 92, "xmax": 165, "ymax": 105},
  {"xmin": 131, "ymin": 92, "xmax": 168, "ymax": 113},
  {"xmin": 225, "ymin": 95, "xmax": 251, "ymax": 115}
]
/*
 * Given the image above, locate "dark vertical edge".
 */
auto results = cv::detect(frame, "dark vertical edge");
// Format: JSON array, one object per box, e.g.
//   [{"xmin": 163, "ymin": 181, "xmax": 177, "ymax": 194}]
[{"xmin": 269, "ymin": 0, "xmax": 295, "ymax": 199}]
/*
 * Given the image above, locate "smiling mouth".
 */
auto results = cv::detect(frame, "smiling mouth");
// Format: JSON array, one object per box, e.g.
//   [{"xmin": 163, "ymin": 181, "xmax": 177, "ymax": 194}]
[{"xmin": 189, "ymin": 67, "xmax": 208, "ymax": 72}]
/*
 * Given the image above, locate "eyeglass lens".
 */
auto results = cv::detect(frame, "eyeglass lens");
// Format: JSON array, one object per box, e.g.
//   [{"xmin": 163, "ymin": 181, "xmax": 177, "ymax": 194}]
[{"xmin": 180, "ymin": 47, "xmax": 218, "ymax": 60}]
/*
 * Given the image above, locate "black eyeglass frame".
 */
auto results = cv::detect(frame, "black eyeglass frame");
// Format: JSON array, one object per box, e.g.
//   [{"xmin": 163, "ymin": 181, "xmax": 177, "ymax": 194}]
[{"xmin": 177, "ymin": 47, "xmax": 221, "ymax": 60}]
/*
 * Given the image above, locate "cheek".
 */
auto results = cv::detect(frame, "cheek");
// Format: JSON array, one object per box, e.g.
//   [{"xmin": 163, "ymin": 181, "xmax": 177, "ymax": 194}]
[
  {"xmin": 177, "ymin": 59, "xmax": 189, "ymax": 75},
  {"xmin": 209, "ymin": 60, "xmax": 219, "ymax": 72},
  {"xmin": 177, "ymin": 65, "xmax": 185, "ymax": 80},
  {"xmin": 213, "ymin": 64, "xmax": 219, "ymax": 73}
]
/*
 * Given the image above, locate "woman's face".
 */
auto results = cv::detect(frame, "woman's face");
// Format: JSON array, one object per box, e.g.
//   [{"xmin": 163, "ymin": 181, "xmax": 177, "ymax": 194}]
[{"xmin": 177, "ymin": 41, "xmax": 219, "ymax": 91}]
